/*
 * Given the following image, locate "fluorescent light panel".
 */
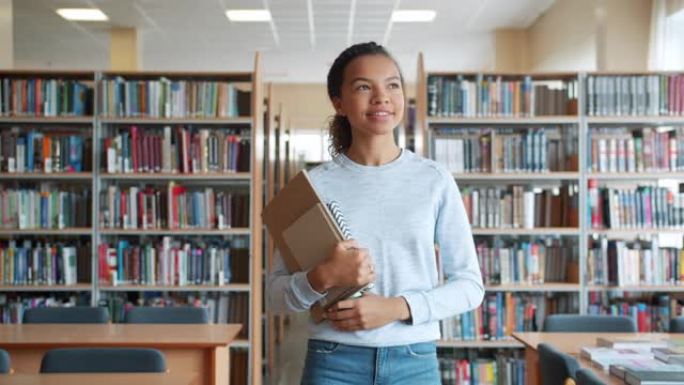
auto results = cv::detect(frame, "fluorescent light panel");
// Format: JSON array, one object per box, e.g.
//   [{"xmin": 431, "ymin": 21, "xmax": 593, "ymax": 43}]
[
  {"xmin": 56, "ymin": 8, "xmax": 109, "ymax": 21},
  {"xmin": 226, "ymin": 9, "xmax": 272, "ymax": 22},
  {"xmin": 391, "ymin": 10, "xmax": 436, "ymax": 23}
]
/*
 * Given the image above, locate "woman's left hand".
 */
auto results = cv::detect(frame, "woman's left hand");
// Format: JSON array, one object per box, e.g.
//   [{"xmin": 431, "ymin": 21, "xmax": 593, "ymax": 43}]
[{"xmin": 325, "ymin": 293, "xmax": 411, "ymax": 331}]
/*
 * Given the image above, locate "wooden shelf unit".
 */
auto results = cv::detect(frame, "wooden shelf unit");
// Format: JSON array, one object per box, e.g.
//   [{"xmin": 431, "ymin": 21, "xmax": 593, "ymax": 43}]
[
  {"xmin": 0, "ymin": 59, "xmax": 264, "ymax": 384},
  {"xmin": 417, "ymin": 61, "xmax": 684, "ymax": 351}
]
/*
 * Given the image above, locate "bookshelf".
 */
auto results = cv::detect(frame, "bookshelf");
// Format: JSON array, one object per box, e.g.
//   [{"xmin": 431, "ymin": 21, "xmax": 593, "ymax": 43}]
[
  {"xmin": 417, "ymin": 58, "xmax": 586, "ymax": 384},
  {"xmin": 263, "ymin": 88, "xmax": 293, "ymax": 376},
  {"xmin": 0, "ymin": 57, "xmax": 264, "ymax": 384},
  {"xmin": 417, "ymin": 59, "xmax": 684, "ymax": 368},
  {"xmin": 0, "ymin": 70, "xmax": 97, "ymax": 324},
  {"xmin": 583, "ymin": 71, "xmax": 684, "ymax": 335},
  {"xmin": 263, "ymin": 83, "xmax": 276, "ymax": 376}
]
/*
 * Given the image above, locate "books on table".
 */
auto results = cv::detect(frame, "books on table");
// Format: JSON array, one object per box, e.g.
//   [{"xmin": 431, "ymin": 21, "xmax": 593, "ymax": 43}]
[
  {"xmin": 652, "ymin": 347, "xmax": 684, "ymax": 365},
  {"xmin": 596, "ymin": 337, "xmax": 669, "ymax": 350},
  {"xmin": 624, "ymin": 370, "xmax": 684, "ymax": 385},
  {"xmin": 609, "ymin": 359, "xmax": 684, "ymax": 381},
  {"xmin": 580, "ymin": 346, "xmax": 654, "ymax": 371}
]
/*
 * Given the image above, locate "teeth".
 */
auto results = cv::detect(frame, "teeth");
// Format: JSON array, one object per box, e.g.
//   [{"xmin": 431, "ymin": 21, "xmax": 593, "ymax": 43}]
[{"xmin": 370, "ymin": 112, "xmax": 390, "ymax": 116}]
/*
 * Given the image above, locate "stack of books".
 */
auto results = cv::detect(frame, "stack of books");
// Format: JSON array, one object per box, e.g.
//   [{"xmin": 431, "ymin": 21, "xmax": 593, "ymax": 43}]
[{"xmin": 581, "ymin": 337, "xmax": 684, "ymax": 384}]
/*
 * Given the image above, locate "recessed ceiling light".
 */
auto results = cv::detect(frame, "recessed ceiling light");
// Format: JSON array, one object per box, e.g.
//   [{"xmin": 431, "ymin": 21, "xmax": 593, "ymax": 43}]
[
  {"xmin": 391, "ymin": 10, "xmax": 436, "ymax": 23},
  {"xmin": 56, "ymin": 8, "xmax": 109, "ymax": 21},
  {"xmin": 226, "ymin": 9, "xmax": 272, "ymax": 22}
]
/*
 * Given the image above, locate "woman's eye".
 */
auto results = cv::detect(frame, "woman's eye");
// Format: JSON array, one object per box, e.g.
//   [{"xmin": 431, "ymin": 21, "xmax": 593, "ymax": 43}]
[{"xmin": 389, "ymin": 83, "xmax": 401, "ymax": 89}]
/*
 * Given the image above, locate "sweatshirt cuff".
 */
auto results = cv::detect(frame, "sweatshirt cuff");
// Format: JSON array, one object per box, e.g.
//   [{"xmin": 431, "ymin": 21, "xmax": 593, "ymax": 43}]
[
  {"xmin": 401, "ymin": 292, "xmax": 431, "ymax": 325},
  {"xmin": 290, "ymin": 271, "xmax": 326, "ymax": 307}
]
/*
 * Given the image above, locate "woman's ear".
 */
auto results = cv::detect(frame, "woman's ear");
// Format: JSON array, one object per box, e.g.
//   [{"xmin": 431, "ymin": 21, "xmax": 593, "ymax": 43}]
[{"xmin": 332, "ymin": 97, "xmax": 345, "ymax": 116}]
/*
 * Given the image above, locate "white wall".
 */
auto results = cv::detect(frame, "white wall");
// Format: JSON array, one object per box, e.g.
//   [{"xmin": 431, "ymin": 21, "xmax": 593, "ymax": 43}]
[
  {"xmin": 604, "ymin": 0, "xmax": 651, "ymax": 71},
  {"xmin": 527, "ymin": 0, "xmax": 597, "ymax": 72},
  {"xmin": 0, "ymin": 0, "xmax": 12, "ymax": 68}
]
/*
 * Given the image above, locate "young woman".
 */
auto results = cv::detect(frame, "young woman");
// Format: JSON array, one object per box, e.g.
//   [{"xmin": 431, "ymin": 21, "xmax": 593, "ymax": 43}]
[{"xmin": 268, "ymin": 42, "xmax": 484, "ymax": 385}]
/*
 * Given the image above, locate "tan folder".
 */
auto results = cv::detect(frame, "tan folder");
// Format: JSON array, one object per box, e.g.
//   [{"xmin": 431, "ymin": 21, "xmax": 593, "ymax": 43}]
[{"xmin": 262, "ymin": 170, "xmax": 365, "ymax": 322}]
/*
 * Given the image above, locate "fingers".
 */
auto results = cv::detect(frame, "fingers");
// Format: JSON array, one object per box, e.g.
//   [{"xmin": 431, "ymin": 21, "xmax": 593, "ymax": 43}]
[
  {"xmin": 339, "ymin": 239, "xmax": 360, "ymax": 250},
  {"xmin": 330, "ymin": 300, "xmax": 355, "ymax": 311},
  {"xmin": 325, "ymin": 308, "xmax": 357, "ymax": 321}
]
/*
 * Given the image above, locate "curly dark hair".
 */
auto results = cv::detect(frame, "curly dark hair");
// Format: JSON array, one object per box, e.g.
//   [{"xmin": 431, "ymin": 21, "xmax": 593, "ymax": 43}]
[{"xmin": 326, "ymin": 42, "xmax": 404, "ymax": 157}]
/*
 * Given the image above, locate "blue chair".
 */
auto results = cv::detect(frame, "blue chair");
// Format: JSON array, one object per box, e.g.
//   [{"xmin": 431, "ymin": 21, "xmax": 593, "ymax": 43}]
[
  {"xmin": 23, "ymin": 307, "xmax": 109, "ymax": 324},
  {"xmin": 575, "ymin": 368, "xmax": 606, "ymax": 385},
  {"xmin": 40, "ymin": 348, "xmax": 166, "ymax": 373},
  {"xmin": 124, "ymin": 306, "xmax": 209, "ymax": 324},
  {"xmin": 539, "ymin": 343, "xmax": 580, "ymax": 385},
  {"xmin": 670, "ymin": 317, "xmax": 684, "ymax": 333},
  {"xmin": 0, "ymin": 349, "xmax": 9, "ymax": 373},
  {"xmin": 542, "ymin": 315, "xmax": 636, "ymax": 332}
]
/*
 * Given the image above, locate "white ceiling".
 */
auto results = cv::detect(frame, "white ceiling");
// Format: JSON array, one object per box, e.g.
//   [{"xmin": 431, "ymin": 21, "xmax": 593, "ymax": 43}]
[{"xmin": 12, "ymin": 0, "xmax": 557, "ymax": 82}]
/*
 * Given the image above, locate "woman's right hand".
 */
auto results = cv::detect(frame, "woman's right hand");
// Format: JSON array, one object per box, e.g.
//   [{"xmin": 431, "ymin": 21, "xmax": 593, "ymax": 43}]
[{"xmin": 307, "ymin": 239, "xmax": 375, "ymax": 293}]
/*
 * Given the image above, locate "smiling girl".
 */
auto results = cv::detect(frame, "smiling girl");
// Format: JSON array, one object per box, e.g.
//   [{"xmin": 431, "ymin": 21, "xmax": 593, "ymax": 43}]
[{"xmin": 268, "ymin": 42, "xmax": 484, "ymax": 385}]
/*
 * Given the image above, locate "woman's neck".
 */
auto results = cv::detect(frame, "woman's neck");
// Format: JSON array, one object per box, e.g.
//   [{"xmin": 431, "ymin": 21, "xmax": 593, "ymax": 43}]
[{"xmin": 345, "ymin": 136, "xmax": 401, "ymax": 166}]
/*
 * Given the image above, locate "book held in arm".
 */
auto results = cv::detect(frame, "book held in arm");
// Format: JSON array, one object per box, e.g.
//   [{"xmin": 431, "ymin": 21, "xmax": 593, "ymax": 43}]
[{"xmin": 262, "ymin": 170, "xmax": 369, "ymax": 323}]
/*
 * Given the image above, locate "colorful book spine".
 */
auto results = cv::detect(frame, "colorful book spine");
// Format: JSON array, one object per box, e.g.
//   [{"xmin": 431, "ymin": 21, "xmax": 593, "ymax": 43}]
[
  {"xmin": 100, "ymin": 78, "xmax": 251, "ymax": 118},
  {"xmin": 103, "ymin": 126, "xmax": 249, "ymax": 174},
  {"xmin": 586, "ymin": 74, "xmax": 684, "ymax": 117},
  {"xmin": 427, "ymin": 74, "xmax": 576, "ymax": 118}
]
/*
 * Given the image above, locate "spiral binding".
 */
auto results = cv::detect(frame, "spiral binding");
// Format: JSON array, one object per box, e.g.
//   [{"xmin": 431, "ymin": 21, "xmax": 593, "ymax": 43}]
[
  {"xmin": 326, "ymin": 200, "xmax": 373, "ymax": 297},
  {"xmin": 326, "ymin": 201, "xmax": 352, "ymax": 239}
]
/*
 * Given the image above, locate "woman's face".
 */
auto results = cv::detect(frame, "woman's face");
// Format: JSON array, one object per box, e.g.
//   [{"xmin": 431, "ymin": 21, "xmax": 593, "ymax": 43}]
[{"xmin": 333, "ymin": 54, "xmax": 405, "ymax": 140}]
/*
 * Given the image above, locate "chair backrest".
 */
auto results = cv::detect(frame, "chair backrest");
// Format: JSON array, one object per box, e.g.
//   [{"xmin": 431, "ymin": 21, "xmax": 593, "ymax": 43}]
[
  {"xmin": 124, "ymin": 306, "xmax": 209, "ymax": 324},
  {"xmin": 40, "ymin": 348, "xmax": 166, "ymax": 373},
  {"xmin": 542, "ymin": 315, "xmax": 636, "ymax": 332},
  {"xmin": 22, "ymin": 307, "xmax": 109, "ymax": 324},
  {"xmin": 0, "ymin": 348, "xmax": 9, "ymax": 374},
  {"xmin": 539, "ymin": 343, "xmax": 580, "ymax": 385},
  {"xmin": 575, "ymin": 368, "xmax": 607, "ymax": 385},
  {"xmin": 670, "ymin": 317, "xmax": 684, "ymax": 333}
]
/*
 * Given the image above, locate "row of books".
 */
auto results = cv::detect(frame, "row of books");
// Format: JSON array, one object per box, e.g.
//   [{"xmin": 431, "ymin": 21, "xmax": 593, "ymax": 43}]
[
  {"xmin": 0, "ymin": 131, "xmax": 91, "ymax": 173},
  {"xmin": 587, "ymin": 237, "xmax": 684, "ymax": 286},
  {"xmin": 440, "ymin": 292, "xmax": 578, "ymax": 341},
  {"xmin": 589, "ymin": 126, "xmax": 684, "ymax": 173},
  {"xmin": 433, "ymin": 127, "xmax": 576, "ymax": 174},
  {"xmin": 99, "ymin": 184, "xmax": 249, "ymax": 230},
  {"xmin": 0, "ymin": 293, "xmax": 88, "ymax": 324},
  {"xmin": 104, "ymin": 126, "xmax": 250, "ymax": 174},
  {"xmin": 476, "ymin": 239, "xmax": 577, "ymax": 285},
  {"xmin": 588, "ymin": 181, "xmax": 684, "ymax": 229},
  {"xmin": 99, "ymin": 78, "xmax": 251, "ymax": 118},
  {"xmin": 439, "ymin": 355, "xmax": 525, "ymax": 385},
  {"xmin": 0, "ymin": 240, "xmax": 91, "ymax": 286},
  {"xmin": 461, "ymin": 184, "xmax": 579, "ymax": 229},
  {"xmin": 0, "ymin": 186, "xmax": 91, "ymax": 229},
  {"xmin": 427, "ymin": 75, "xmax": 577, "ymax": 117},
  {"xmin": 0, "ymin": 78, "xmax": 93, "ymax": 117},
  {"xmin": 587, "ymin": 293, "xmax": 680, "ymax": 333},
  {"xmin": 586, "ymin": 74, "xmax": 684, "ymax": 116},
  {"xmin": 97, "ymin": 237, "xmax": 249, "ymax": 286}
]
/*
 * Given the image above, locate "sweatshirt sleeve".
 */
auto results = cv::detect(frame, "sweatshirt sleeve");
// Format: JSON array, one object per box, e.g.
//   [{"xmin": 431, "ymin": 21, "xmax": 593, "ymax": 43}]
[
  {"xmin": 267, "ymin": 250, "xmax": 327, "ymax": 314},
  {"xmin": 401, "ymin": 170, "xmax": 484, "ymax": 325}
]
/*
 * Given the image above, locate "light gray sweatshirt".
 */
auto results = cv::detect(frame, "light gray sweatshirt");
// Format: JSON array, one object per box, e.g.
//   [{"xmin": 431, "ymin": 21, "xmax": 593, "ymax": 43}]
[{"xmin": 267, "ymin": 149, "xmax": 484, "ymax": 346}]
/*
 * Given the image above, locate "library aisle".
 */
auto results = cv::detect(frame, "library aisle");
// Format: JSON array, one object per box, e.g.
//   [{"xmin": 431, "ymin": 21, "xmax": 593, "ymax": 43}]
[{"xmin": 266, "ymin": 313, "xmax": 308, "ymax": 385}]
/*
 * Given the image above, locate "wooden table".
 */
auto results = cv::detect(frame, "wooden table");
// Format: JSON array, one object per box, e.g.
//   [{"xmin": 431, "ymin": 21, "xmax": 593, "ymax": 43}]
[
  {"xmin": 0, "ymin": 324, "xmax": 241, "ymax": 385},
  {"xmin": 0, "ymin": 373, "xmax": 200, "ymax": 385},
  {"xmin": 512, "ymin": 332, "xmax": 677, "ymax": 385}
]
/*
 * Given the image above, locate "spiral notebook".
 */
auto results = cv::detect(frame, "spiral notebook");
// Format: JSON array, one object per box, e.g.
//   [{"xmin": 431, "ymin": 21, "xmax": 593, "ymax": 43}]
[{"xmin": 262, "ymin": 170, "xmax": 370, "ymax": 323}]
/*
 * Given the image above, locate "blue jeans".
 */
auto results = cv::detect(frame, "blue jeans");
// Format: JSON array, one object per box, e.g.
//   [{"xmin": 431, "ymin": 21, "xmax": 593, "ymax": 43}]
[{"xmin": 301, "ymin": 339, "xmax": 440, "ymax": 385}]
